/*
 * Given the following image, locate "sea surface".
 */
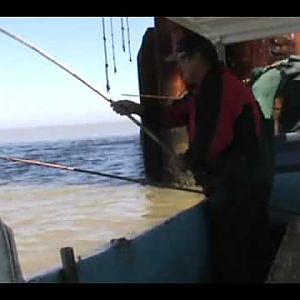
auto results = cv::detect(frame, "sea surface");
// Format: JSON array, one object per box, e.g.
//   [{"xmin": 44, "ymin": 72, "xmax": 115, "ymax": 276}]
[{"xmin": 0, "ymin": 131, "xmax": 202, "ymax": 280}]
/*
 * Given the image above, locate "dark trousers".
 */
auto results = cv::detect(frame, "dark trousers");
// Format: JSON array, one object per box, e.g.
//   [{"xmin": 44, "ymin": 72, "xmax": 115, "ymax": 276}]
[{"xmin": 205, "ymin": 179, "xmax": 272, "ymax": 283}]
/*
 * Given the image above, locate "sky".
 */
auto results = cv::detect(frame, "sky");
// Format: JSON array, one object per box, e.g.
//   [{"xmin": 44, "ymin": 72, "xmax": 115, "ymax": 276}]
[{"xmin": 0, "ymin": 17, "xmax": 154, "ymax": 129}]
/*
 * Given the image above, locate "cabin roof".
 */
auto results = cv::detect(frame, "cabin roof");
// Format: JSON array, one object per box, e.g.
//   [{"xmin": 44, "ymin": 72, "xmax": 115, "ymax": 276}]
[{"xmin": 166, "ymin": 17, "xmax": 300, "ymax": 44}]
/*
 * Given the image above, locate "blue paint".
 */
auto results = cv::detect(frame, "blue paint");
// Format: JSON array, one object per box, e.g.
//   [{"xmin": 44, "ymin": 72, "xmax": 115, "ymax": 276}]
[
  {"xmin": 270, "ymin": 172, "xmax": 300, "ymax": 215},
  {"xmin": 30, "ymin": 202, "xmax": 211, "ymax": 283},
  {"xmin": 29, "ymin": 140, "xmax": 300, "ymax": 283}
]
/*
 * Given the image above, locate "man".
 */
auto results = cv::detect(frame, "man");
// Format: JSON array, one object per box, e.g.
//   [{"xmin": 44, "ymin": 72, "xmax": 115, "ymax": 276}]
[{"xmin": 111, "ymin": 32, "xmax": 272, "ymax": 282}]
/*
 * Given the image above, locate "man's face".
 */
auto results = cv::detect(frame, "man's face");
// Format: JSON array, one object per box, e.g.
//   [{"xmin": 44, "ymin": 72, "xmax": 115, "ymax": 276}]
[{"xmin": 177, "ymin": 52, "xmax": 207, "ymax": 85}]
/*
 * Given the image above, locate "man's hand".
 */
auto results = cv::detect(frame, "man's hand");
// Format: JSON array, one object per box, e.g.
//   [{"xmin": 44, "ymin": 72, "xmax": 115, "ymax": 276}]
[{"xmin": 111, "ymin": 100, "xmax": 142, "ymax": 116}]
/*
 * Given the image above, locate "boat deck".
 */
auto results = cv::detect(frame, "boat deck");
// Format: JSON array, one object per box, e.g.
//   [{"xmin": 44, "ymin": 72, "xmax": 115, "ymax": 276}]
[{"xmin": 268, "ymin": 217, "xmax": 300, "ymax": 282}]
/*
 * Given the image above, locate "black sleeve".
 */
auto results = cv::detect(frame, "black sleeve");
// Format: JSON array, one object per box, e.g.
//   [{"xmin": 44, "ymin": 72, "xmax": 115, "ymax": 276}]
[
  {"xmin": 142, "ymin": 102, "xmax": 163, "ymax": 130},
  {"xmin": 232, "ymin": 103, "xmax": 261, "ymax": 162},
  {"xmin": 206, "ymin": 104, "xmax": 261, "ymax": 178},
  {"xmin": 142, "ymin": 94, "xmax": 191, "ymax": 129}
]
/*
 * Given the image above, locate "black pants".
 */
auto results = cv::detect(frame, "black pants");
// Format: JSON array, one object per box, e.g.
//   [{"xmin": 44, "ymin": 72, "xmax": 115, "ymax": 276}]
[{"xmin": 205, "ymin": 179, "xmax": 272, "ymax": 283}]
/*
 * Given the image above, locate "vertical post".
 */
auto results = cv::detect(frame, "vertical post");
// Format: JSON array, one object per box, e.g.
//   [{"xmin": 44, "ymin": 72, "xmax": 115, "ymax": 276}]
[
  {"xmin": 137, "ymin": 18, "xmax": 195, "ymax": 185},
  {"xmin": 137, "ymin": 27, "xmax": 163, "ymax": 182},
  {"xmin": 60, "ymin": 247, "xmax": 79, "ymax": 283}
]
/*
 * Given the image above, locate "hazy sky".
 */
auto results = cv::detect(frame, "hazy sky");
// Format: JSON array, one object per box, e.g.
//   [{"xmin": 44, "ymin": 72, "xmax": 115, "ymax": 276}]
[{"xmin": 0, "ymin": 17, "xmax": 154, "ymax": 129}]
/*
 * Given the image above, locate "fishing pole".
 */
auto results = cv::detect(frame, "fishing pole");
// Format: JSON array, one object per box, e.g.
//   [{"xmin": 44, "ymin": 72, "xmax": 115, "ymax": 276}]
[
  {"xmin": 0, "ymin": 155, "xmax": 204, "ymax": 195},
  {"xmin": 0, "ymin": 26, "xmax": 176, "ymax": 159},
  {"xmin": 101, "ymin": 17, "xmax": 110, "ymax": 92},
  {"xmin": 121, "ymin": 90, "xmax": 189, "ymax": 100},
  {"xmin": 110, "ymin": 18, "xmax": 117, "ymax": 74},
  {"xmin": 0, "ymin": 155, "xmax": 143, "ymax": 184},
  {"xmin": 121, "ymin": 93, "xmax": 181, "ymax": 100}
]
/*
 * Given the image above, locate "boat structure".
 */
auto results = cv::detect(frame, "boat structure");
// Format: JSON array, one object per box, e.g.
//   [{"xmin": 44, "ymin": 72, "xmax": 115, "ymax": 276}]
[{"xmin": 2, "ymin": 17, "xmax": 300, "ymax": 283}]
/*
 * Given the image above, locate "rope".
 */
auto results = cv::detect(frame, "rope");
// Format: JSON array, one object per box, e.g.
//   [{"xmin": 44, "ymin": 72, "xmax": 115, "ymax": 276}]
[
  {"xmin": 126, "ymin": 17, "xmax": 132, "ymax": 62},
  {"xmin": 110, "ymin": 18, "xmax": 117, "ymax": 74},
  {"xmin": 120, "ymin": 17, "xmax": 126, "ymax": 52},
  {"xmin": 101, "ymin": 17, "xmax": 110, "ymax": 92}
]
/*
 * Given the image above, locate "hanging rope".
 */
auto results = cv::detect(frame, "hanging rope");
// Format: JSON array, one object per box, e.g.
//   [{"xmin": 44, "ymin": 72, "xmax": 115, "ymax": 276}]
[
  {"xmin": 120, "ymin": 17, "xmax": 126, "ymax": 53},
  {"xmin": 126, "ymin": 17, "xmax": 132, "ymax": 62},
  {"xmin": 110, "ymin": 18, "xmax": 117, "ymax": 74},
  {"xmin": 101, "ymin": 17, "xmax": 110, "ymax": 92},
  {"xmin": 0, "ymin": 26, "xmax": 176, "ymax": 159},
  {"xmin": 0, "ymin": 155, "xmax": 204, "ymax": 195}
]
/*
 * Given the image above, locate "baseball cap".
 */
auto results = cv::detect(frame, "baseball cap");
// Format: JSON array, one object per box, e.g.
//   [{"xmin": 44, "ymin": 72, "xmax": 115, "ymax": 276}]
[{"xmin": 165, "ymin": 32, "xmax": 218, "ymax": 64}]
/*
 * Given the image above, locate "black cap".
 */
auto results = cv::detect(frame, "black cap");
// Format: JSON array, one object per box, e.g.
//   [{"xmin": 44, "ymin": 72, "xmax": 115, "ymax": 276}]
[{"xmin": 166, "ymin": 32, "xmax": 218, "ymax": 65}]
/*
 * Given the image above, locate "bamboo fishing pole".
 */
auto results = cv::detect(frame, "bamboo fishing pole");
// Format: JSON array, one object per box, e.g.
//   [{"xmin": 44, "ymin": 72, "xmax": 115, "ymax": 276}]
[
  {"xmin": 0, "ymin": 155, "xmax": 204, "ymax": 195},
  {"xmin": 0, "ymin": 27, "xmax": 176, "ymax": 159},
  {"xmin": 121, "ymin": 90, "xmax": 189, "ymax": 100},
  {"xmin": 121, "ymin": 93, "xmax": 181, "ymax": 100},
  {"xmin": 0, "ymin": 155, "xmax": 144, "ymax": 184}
]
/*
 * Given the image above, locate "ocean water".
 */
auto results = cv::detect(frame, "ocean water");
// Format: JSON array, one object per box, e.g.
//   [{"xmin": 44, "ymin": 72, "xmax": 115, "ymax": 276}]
[{"xmin": 0, "ymin": 134, "xmax": 202, "ymax": 280}]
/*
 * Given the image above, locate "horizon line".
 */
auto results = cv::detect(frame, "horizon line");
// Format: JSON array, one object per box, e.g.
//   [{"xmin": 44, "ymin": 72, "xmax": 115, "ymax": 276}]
[{"xmin": 0, "ymin": 120, "xmax": 140, "ymax": 131}]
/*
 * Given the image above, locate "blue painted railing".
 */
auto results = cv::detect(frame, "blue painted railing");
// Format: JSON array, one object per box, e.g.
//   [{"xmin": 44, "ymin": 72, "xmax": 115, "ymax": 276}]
[{"xmin": 30, "ymin": 201, "xmax": 211, "ymax": 283}]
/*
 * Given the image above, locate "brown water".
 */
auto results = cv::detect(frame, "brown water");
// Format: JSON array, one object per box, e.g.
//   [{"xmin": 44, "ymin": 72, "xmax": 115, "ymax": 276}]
[
  {"xmin": 0, "ymin": 134, "xmax": 203, "ymax": 280},
  {"xmin": 0, "ymin": 184, "xmax": 202, "ymax": 280}
]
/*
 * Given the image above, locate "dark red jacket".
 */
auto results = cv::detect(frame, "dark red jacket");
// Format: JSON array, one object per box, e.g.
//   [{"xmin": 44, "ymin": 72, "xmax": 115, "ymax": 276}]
[{"xmin": 162, "ymin": 68, "xmax": 263, "ymax": 162}]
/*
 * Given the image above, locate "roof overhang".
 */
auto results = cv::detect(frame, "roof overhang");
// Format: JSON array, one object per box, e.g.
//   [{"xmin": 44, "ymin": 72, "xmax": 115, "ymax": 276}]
[{"xmin": 166, "ymin": 17, "xmax": 300, "ymax": 44}]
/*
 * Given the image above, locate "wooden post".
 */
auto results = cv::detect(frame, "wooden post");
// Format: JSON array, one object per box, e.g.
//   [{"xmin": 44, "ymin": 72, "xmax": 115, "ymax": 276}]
[
  {"xmin": 60, "ymin": 247, "xmax": 79, "ymax": 283},
  {"xmin": 138, "ymin": 17, "xmax": 195, "ymax": 185},
  {"xmin": 137, "ymin": 27, "xmax": 163, "ymax": 182}
]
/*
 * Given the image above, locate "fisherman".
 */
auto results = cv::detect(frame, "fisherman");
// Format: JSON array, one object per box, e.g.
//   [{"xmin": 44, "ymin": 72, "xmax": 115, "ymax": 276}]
[{"xmin": 111, "ymin": 32, "xmax": 273, "ymax": 282}]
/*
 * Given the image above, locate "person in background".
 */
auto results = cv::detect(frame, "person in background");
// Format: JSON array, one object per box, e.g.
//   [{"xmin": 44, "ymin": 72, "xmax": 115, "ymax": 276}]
[{"xmin": 252, "ymin": 57, "xmax": 300, "ymax": 137}]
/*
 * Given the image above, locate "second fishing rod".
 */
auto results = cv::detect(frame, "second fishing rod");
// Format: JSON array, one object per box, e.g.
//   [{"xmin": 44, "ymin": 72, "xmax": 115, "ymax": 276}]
[{"xmin": 0, "ymin": 155, "xmax": 204, "ymax": 195}]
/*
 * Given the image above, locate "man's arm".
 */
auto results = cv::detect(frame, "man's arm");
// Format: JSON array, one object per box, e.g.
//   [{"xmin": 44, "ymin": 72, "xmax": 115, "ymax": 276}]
[{"xmin": 112, "ymin": 96, "xmax": 191, "ymax": 128}]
